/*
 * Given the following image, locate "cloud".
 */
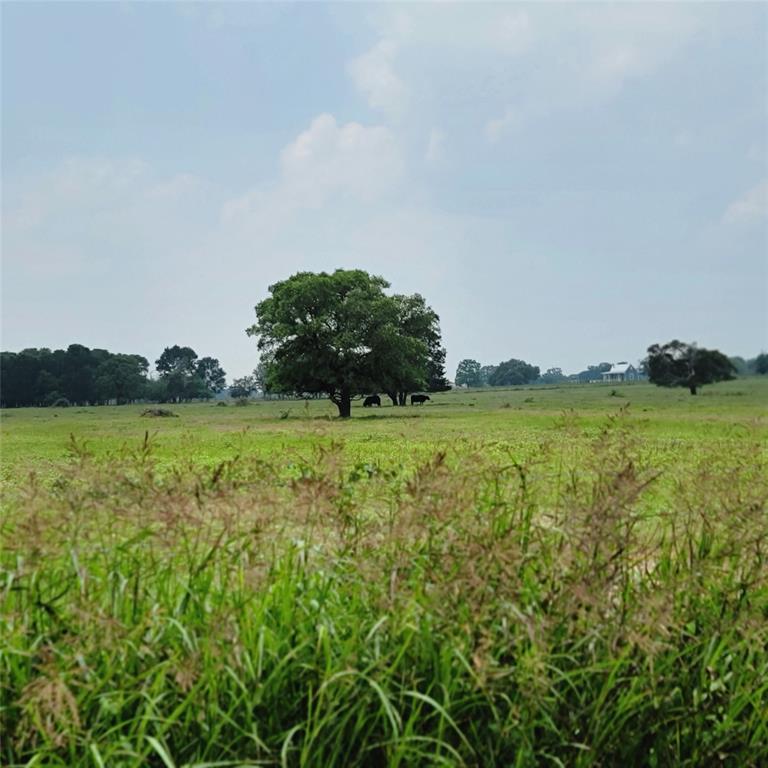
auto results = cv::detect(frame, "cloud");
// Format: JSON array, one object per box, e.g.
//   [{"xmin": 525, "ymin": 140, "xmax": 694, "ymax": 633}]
[
  {"xmin": 281, "ymin": 113, "xmax": 402, "ymax": 201},
  {"xmin": 347, "ymin": 38, "xmax": 407, "ymax": 118},
  {"xmin": 352, "ymin": 3, "xmax": 708, "ymax": 145},
  {"xmin": 724, "ymin": 180, "xmax": 768, "ymax": 224},
  {"xmin": 222, "ymin": 114, "xmax": 403, "ymax": 228}
]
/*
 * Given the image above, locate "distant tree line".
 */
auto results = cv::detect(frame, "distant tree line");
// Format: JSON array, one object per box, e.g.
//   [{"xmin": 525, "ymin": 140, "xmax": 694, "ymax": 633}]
[
  {"xmin": 729, "ymin": 353, "xmax": 768, "ymax": 376},
  {"xmin": 454, "ymin": 358, "xmax": 541, "ymax": 387},
  {"xmin": 0, "ymin": 344, "xmax": 225, "ymax": 407},
  {"xmin": 455, "ymin": 348, "xmax": 767, "ymax": 391}
]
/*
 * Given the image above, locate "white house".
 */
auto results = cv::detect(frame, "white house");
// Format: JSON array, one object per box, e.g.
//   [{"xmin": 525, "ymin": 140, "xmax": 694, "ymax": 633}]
[{"xmin": 602, "ymin": 362, "xmax": 640, "ymax": 383}]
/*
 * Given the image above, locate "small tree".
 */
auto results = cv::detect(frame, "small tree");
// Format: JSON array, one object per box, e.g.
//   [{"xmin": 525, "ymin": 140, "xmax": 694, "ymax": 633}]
[
  {"xmin": 644, "ymin": 340, "xmax": 735, "ymax": 395},
  {"xmin": 455, "ymin": 359, "xmax": 482, "ymax": 388},
  {"xmin": 754, "ymin": 353, "xmax": 768, "ymax": 375},
  {"xmin": 230, "ymin": 375, "xmax": 257, "ymax": 399},
  {"xmin": 540, "ymin": 367, "xmax": 566, "ymax": 384},
  {"xmin": 488, "ymin": 358, "xmax": 540, "ymax": 387},
  {"xmin": 155, "ymin": 347, "xmax": 225, "ymax": 401}
]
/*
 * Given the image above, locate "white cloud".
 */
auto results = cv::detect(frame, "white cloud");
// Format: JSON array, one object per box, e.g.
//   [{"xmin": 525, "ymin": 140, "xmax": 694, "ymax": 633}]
[
  {"xmin": 352, "ymin": 3, "xmax": 708, "ymax": 145},
  {"xmin": 724, "ymin": 180, "xmax": 768, "ymax": 224},
  {"xmin": 485, "ymin": 107, "xmax": 517, "ymax": 144},
  {"xmin": 347, "ymin": 38, "xmax": 407, "ymax": 118},
  {"xmin": 221, "ymin": 113, "xmax": 403, "ymax": 230},
  {"xmin": 425, "ymin": 128, "xmax": 445, "ymax": 165},
  {"xmin": 281, "ymin": 113, "xmax": 402, "ymax": 201}
]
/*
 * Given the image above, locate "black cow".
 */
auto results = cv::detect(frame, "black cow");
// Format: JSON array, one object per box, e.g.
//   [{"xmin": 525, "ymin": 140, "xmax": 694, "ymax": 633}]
[
  {"xmin": 363, "ymin": 395, "xmax": 381, "ymax": 407},
  {"xmin": 410, "ymin": 394, "xmax": 431, "ymax": 405}
]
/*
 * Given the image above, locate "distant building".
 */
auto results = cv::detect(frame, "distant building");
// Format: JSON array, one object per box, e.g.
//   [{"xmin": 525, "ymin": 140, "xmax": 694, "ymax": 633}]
[{"xmin": 602, "ymin": 362, "xmax": 640, "ymax": 383}]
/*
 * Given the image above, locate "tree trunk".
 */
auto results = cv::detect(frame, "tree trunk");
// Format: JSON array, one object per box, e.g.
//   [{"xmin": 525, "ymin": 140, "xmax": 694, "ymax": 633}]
[
  {"xmin": 339, "ymin": 389, "xmax": 352, "ymax": 417},
  {"xmin": 689, "ymin": 384, "xmax": 697, "ymax": 395},
  {"xmin": 386, "ymin": 391, "xmax": 398, "ymax": 407},
  {"xmin": 331, "ymin": 387, "xmax": 352, "ymax": 418},
  {"xmin": 398, "ymin": 391, "xmax": 407, "ymax": 406}
]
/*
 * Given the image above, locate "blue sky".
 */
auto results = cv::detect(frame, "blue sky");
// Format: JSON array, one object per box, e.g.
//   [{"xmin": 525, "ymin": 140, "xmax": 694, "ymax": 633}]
[{"xmin": 2, "ymin": 2, "xmax": 766, "ymax": 380}]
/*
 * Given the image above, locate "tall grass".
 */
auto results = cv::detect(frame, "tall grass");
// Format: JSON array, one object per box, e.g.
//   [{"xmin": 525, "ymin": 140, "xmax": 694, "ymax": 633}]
[{"xmin": 2, "ymin": 413, "xmax": 767, "ymax": 766}]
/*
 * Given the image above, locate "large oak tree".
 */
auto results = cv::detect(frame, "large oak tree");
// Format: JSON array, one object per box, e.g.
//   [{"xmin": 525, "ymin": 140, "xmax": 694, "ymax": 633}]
[{"xmin": 246, "ymin": 270, "xmax": 436, "ymax": 417}]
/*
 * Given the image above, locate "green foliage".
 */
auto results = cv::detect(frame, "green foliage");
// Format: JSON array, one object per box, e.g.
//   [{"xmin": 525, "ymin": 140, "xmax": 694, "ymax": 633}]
[
  {"xmin": 230, "ymin": 374, "xmax": 257, "ymax": 399},
  {"xmin": 425, "ymin": 342, "xmax": 451, "ymax": 392},
  {"xmin": 155, "ymin": 346, "xmax": 226, "ymax": 402},
  {"xmin": 754, "ymin": 353, "xmax": 768, "ymax": 375},
  {"xmin": 247, "ymin": 270, "xmax": 442, "ymax": 416},
  {"xmin": 729, "ymin": 356, "xmax": 750, "ymax": 375},
  {"xmin": 488, "ymin": 358, "xmax": 540, "ymax": 386},
  {"xmin": 155, "ymin": 345, "xmax": 198, "ymax": 376},
  {"xmin": 645, "ymin": 340, "xmax": 735, "ymax": 395},
  {"xmin": 195, "ymin": 356, "xmax": 226, "ymax": 393},
  {"xmin": 479, "ymin": 364, "xmax": 497, "ymax": 386},
  {"xmin": 540, "ymin": 366, "xmax": 567, "ymax": 384},
  {"xmin": 389, "ymin": 292, "xmax": 449, "ymax": 396},
  {"xmin": 0, "ymin": 345, "xmax": 150, "ymax": 407},
  {"xmin": 455, "ymin": 358, "xmax": 482, "ymax": 387}
]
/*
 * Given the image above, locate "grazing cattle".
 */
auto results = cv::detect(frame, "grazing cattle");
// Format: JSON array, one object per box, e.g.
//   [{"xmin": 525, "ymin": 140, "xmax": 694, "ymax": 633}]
[
  {"xmin": 363, "ymin": 395, "xmax": 381, "ymax": 407},
  {"xmin": 410, "ymin": 394, "xmax": 431, "ymax": 405}
]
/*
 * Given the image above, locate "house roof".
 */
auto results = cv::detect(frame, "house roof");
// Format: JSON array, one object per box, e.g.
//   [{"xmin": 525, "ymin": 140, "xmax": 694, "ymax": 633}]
[{"xmin": 604, "ymin": 363, "xmax": 635, "ymax": 375}]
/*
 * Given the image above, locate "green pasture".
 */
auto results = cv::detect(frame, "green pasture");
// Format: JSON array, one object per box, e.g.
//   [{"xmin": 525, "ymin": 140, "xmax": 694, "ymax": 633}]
[
  {"xmin": 2, "ymin": 379, "xmax": 766, "ymax": 485},
  {"xmin": 1, "ymin": 378, "xmax": 767, "ymax": 766}
]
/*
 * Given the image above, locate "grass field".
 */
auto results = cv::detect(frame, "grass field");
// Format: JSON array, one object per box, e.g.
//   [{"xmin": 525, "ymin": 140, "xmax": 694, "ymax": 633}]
[{"xmin": 2, "ymin": 379, "xmax": 767, "ymax": 766}]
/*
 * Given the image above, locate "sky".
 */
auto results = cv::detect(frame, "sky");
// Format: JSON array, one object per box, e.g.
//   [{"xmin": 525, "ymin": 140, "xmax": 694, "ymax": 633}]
[{"xmin": 2, "ymin": 1, "xmax": 767, "ymax": 380}]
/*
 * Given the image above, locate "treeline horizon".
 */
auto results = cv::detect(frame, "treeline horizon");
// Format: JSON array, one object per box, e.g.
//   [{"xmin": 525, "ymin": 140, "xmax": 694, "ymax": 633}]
[
  {"xmin": 456, "ymin": 353, "xmax": 767, "ymax": 388},
  {"xmin": 0, "ymin": 344, "xmax": 226, "ymax": 408},
  {"xmin": 1, "ymin": 343, "xmax": 766, "ymax": 409}
]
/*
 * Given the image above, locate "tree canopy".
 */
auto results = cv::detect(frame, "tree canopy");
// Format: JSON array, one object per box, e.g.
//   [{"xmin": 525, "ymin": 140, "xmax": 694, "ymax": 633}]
[
  {"xmin": 455, "ymin": 359, "xmax": 482, "ymax": 388},
  {"xmin": 246, "ymin": 270, "xmax": 446, "ymax": 417},
  {"xmin": 0, "ymin": 345, "xmax": 149, "ymax": 407},
  {"xmin": 488, "ymin": 358, "xmax": 540, "ymax": 387},
  {"xmin": 644, "ymin": 340, "xmax": 735, "ymax": 395},
  {"xmin": 382, "ymin": 293, "xmax": 448, "ymax": 404},
  {"xmin": 229, "ymin": 375, "xmax": 257, "ymax": 399},
  {"xmin": 154, "ymin": 346, "xmax": 226, "ymax": 402}
]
